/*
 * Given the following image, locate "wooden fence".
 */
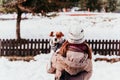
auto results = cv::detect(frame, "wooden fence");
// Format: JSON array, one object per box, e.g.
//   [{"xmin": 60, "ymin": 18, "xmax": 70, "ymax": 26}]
[
  {"xmin": 86, "ymin": 39, "xmax": 120, "ymax": 56},
  {"xmin": 0, "ymin": 39, "xmax": 50, "ymax": 56},
  {"xmin": 0, "ymin": 39, "xmax": 120, "ymax": 56}
]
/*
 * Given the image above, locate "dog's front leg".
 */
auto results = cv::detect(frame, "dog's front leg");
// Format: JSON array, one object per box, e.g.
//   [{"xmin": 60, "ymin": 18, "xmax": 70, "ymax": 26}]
[
  {"xmin": 55, "ymin": 70, "xmax": 62, "ymax": 80},
  {"xmin": 47, "ymin": 51, "xmax": 55, "ymax": 73}
]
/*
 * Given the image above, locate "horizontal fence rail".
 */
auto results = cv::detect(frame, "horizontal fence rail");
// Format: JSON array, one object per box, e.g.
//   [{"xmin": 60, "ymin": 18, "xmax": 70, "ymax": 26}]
[{"xmin": 0, "ymin": 39, "xmax": 120, "ymax": 56}]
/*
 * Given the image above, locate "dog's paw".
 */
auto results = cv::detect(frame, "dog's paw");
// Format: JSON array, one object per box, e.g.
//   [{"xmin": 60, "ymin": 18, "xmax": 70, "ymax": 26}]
[
  {"xmin": 55, "ymin": 77, "xmax": 60, "ymax": 80},
  {"xmin": 47, "ymin": 68, "xmax": 56, "ymax": 74}
]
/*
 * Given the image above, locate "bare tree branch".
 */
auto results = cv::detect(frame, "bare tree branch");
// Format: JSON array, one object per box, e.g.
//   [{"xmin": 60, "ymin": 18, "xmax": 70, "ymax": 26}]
[{"xmin": 18, "ymin": 4, "xmax": 33, "ymax": 13}]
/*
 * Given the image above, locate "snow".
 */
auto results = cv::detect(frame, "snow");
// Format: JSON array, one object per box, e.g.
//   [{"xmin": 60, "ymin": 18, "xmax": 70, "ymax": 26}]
[
  {"xmin": 0, "ymin": 12, "xmax": 120, "ymax": 80},
  {"xmin": 1, "ymin": 12, "xmax": 120, "ymax": 40},
  {"xmin": 0, "ymin": 54, "xmax": 120, "ymax": 80}
]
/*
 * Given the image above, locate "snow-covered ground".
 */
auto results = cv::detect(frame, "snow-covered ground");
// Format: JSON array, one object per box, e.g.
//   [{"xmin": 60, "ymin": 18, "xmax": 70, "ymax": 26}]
[
  {"xmin": 1, "ymin": 12, "xmax": 120, "ymax": 40},
  {"xmin": 0, "ymin": 12, "xmax": 120, "ymax": 80}
]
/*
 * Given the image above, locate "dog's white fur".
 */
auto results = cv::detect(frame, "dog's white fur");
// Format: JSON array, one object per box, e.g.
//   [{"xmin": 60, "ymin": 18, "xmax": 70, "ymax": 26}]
[
  {"xmin": 49, "ymin": 31, "xmax": 64, "ymax": 53},
  {"xmin": 47, "ymin": 31, "xmax": 64, "ymax": 75}
]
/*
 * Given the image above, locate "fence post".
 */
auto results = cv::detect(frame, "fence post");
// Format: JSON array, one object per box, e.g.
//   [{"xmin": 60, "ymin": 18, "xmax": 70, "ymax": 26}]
[{"xmin": 0, "ymin": 39, "xmax": 1, "ymax": 56}]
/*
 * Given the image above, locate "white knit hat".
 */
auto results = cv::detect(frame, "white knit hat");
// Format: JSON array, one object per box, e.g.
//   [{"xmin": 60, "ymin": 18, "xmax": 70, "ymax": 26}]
[{"xmin": 67, "ymin": 25, "xmax": 85, "ymax": 44}]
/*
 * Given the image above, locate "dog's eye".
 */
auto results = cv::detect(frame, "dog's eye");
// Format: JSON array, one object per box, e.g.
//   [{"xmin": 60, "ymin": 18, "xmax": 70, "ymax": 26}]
[
  {"xmin": 81, "ymin": 29, "xmax": 84, "ymax": 32},
  {"xmin": 55, "ymin": 38, "xmax": 57, "ymax": 41}
]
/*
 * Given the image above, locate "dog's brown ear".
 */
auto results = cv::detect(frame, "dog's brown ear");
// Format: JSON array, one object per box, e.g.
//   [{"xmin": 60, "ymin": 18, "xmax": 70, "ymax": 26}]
[
  {"xmin": 60, "ymin": 32, "xmax": 64, "ymax": 37},
  {"xmin": 49, "ymin": 31, "xmax": 54, "ymax": 37},
  {"xmin": 56, "ymin": 32, "xmax": 64, "ymax": 38}
]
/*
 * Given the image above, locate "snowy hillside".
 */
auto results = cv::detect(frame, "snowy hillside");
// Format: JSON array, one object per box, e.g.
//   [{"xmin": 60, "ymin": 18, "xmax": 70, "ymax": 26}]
[
  {"xmin": 0, "ymin": 12, "xmax": 120, "ymax": 80},
  {"xmin": 0, "ymin": 12, "xmax": 120, "ymax": 40}
]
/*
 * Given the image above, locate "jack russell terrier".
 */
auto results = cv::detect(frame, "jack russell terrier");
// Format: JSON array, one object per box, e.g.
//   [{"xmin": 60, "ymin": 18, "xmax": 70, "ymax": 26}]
[
  {"xmin": 47, "ymin": 31, "xmax": 65, "ymax": 74},
  {"xmin": 49, "ymin": 31, "xmax": 65, "ymax": 53}
]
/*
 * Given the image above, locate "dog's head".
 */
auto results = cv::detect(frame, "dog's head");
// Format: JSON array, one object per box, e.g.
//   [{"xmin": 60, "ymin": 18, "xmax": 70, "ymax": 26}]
[
  {"xmin": 49, "ymin": 31, "xmax": 64, "ymax": 52},
  {"xmin": 49, "ymin": 31, "xmax": 64, "ymax": 43}
]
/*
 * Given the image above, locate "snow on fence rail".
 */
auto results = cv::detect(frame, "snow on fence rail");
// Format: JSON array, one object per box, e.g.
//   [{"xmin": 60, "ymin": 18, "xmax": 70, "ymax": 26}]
[{"xmin": 0, "ymin": 39, "xmax": 120, "ymax": 56}]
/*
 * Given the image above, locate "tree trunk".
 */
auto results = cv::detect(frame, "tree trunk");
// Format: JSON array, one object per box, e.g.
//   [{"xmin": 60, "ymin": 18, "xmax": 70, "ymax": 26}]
[{"xmin": 16, "ymin": 9, "xmax": 22, "ymax": 40}]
